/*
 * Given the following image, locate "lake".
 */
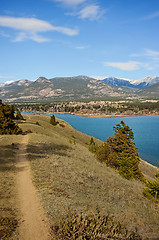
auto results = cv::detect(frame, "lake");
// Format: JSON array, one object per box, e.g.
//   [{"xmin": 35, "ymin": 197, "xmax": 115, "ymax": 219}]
[{"xmin": 23, "ymin": 112, "xmax": 159, "ymax": 166}]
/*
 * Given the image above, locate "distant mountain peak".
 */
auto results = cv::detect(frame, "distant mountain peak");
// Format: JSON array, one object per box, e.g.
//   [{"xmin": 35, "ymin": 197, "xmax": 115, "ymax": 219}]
[
  {"xmin": 74, "ymin": 75, "xmax": 94, "ymax": 80},
  {"xmin": 36, "ymin": 76, "xmax": 49, "ymax": 82},
  {"xmin": 16, "ymin": 79, "xmax": 30, "ymax": 86},
  {"xmin": 132, "ymin": 76, "xmax": 159, "ymax": 88},
  {"xmin": 0, "ymin": 80, "xmax": 14, "ymax": 88},
  {"xmin": 102, "ymin": 77, "xmax": 134, "ymax": 88}
]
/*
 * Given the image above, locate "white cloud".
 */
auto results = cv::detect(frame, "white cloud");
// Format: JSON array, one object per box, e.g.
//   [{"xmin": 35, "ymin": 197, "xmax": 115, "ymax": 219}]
[
  {"xmin": 0, "ymin": 16, "xmax": 78, "ymax": 42},
  {"xmin": 104, "ymin": 61, "xmax": 141, "ymax": 71},
  {"xmin": 54, "ymin": 25, "xmax": 78, "ymax": 36},
  {"xmin": 53, "ymin": 0, "xmax": 85, "ymax": 6},
  {"xmin": 77, "ymin": 5, "xmax": 104, "ymax": 21},
  {"xmin": 56, "ymin": 0, "xmax": 105, "ymax": 21},
  {"xmin": 13, "ymin": 32, "xmax": 51, "ymax": 43}
]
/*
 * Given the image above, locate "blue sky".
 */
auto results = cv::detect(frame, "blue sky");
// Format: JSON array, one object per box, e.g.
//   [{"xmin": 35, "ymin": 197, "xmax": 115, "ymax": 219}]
[{"xmin": 0, "ymin": 0, "xmax": 159, "ymax": 83}]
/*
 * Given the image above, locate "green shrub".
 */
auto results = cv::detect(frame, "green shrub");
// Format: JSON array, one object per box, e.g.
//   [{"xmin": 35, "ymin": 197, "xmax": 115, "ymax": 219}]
[
  {"xmin": 51, "ymin": 211, "xmax": 141, "ymax": 240},
  {"xmin": 143, "ymin": 179, "xmax": 159, "ymax": 201},
  {"xmin": 26, "ymin": 129, "xmax": 32, "ymax": 133},
  {"xmin": 50, "ymin": 114, "xmax": 57, "ymax": 126},
  {"xmin": 68, "ymin": 138, "xmax": 76, "ymax": 145},
  {"xmin": 59, "ymin": 123, "xmax": 65, "ymax": 127},
  {"xmin": 89, "ymin": 137, "xmax": 98, "ymax": 153}
]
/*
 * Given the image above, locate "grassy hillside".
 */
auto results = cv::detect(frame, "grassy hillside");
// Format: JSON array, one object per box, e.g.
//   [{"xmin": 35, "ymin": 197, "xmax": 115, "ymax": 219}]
[
  {"xmin": 0, "ymin": 114, "xmax": 158, "ymax": 239},
  {"xmin": 138, "ymin": 82, "xmax": 159, "ymax": 99},
  {"xmin": 20, "ymin": 115, "xmax": 158, "ymax": 239}
]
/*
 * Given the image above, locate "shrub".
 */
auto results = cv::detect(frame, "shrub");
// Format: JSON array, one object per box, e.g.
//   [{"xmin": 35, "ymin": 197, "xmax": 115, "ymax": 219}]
[
  {"xmin": 26, "ymin": 129, "xmax": 32, "ymax": 133},
  {"xmin": 68, "ymin": 138, "xmax": 76, "ymax": 144},
  {"xmin": 89, "ymin": 137, "xmax": 98, "ymax": 153},
  {"xmin": 59, "ymin": 123, "xmax": 65, "ymax": 128},
  {"xmin": 143, "ymin": 178, "xmax": 159, "ymax": 201},
  {"xmin": 50, "ymin": 114, "xmax": 57, "ymax": 126},
  {"xmin": 51, "ymin": 211, "xmax": 141, "ymax": 240},
  {"xmin": 68, "ymin": 139, "xmax": 72, "ymax": 144}
]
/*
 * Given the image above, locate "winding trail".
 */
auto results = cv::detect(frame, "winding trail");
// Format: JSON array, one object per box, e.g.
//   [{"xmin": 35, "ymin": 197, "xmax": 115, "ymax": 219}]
[{"xmin": 16, "ymin": 135, "xmax": 50, "ymax": 240}]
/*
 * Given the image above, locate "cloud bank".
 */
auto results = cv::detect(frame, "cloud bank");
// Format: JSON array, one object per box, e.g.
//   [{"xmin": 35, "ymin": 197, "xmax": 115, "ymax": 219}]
[
  {"xmin": 53, "ymin": 0, "xmax": 105, "ymax": 21},
  {"xmin": 0, "ymin": 16, "xmax": 78, "ymax": 42},
  {"xmin": 104, "ymin": 61, "xmax": 141, "ymax": 71}
]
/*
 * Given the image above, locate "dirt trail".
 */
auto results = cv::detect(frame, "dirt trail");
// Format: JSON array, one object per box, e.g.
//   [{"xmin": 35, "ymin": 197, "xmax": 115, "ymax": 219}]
[{"xmin": 16, "ymin": 135, "xmax": 50, "ymax": 240}]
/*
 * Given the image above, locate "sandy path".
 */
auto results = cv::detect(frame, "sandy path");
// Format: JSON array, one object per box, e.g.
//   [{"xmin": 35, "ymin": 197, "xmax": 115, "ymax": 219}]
[{"xmin": 16, "ymin": 135, "xmax": 50, "ymax": 240}]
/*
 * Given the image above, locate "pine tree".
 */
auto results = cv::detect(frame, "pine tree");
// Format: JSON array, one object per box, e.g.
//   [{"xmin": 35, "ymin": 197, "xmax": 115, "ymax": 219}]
[
  {"xmin": 97, "ymin": 121, "xmax": 144, "ymax": 180},
  {"xmin": 0, "ymin": 100, "xmax": 22, "ymax": 135}
]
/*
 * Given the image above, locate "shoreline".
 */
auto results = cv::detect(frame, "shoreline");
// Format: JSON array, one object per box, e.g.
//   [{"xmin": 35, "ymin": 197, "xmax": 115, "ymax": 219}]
[
  {"xmin": 22, "ymin": 111, "xmax": 159, "ymax": 119},
  {"xmin": 81, "ymin": 114, "xmax": 159, "ymax": 118}
]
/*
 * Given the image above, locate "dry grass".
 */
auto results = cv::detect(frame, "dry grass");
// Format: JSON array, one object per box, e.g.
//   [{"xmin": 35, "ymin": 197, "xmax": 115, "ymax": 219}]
[
  {"xmin": 0, "ymin": 114, "xmax": 159, "ymax": 239},
  {"xmin": 0, "ymin": 134, "xmax": 24, "ymax": 239},
  {"xmin": 18, "ymin": 114, "xmax": 159, "ymax": 240}
]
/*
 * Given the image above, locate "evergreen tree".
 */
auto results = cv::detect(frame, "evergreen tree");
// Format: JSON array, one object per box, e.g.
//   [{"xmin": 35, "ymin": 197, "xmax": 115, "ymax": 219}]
[
  {"xmin": 97, "ymin": 121, "xmax": 144, "ymax": 180},
  {"xmin": 113, "ymin": 120, "xmax": 134, "ymax": 140},
  {"xmin": 0, "ymin": 100, "xmax": 22, "ymax": 135}
]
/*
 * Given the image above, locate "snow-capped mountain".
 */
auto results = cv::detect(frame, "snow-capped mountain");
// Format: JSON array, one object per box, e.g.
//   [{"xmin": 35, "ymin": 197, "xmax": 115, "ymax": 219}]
[
  {"xmin": 91, "ymin": 76, "xmax": 108, "ymax": 80},
  {"xmin": 0, "ymin": 80, "xmax": 14, "ymax": 88},
  {"xmin": 99, "ymin": 76, "xmax": 159, "ymax": 89},
  {"xmin": 132, "ymin": 76, "xmax": 159, "ymax": 88},
  {"xmin": 102, "ymin": 77, "xmax": 134, "ymax": 87}
]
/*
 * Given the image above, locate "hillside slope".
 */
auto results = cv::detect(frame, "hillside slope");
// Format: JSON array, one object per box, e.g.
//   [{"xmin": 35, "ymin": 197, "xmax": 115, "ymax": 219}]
[
  {"xmin": 17, "ymin": 114, "xmax": 159, "ymax": 239},
  {"xmin": 138, "ymin": 82, "xmax": 159, "ymax": 98}
]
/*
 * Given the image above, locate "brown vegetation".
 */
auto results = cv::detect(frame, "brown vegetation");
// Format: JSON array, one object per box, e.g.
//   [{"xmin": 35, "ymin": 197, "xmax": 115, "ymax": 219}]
[
  {"xmin": 20, "ymin": 114, "xmax": 158, "ymax": 239},
  {"xmin": 0, "ymin": 113, "xmax": 159, "ymax": 239}
]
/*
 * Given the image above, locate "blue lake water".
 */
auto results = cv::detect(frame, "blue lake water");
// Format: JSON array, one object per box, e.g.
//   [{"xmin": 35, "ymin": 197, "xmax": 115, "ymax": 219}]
[{"xmin": 23, "ymin": 112, "xmax": 159, "ymax": 166}]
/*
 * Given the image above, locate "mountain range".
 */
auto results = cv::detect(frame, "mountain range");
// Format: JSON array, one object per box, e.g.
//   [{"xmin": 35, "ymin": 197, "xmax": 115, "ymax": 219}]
[
  {"xmin": 0, "ymin": 75, "xmax": 159, "ymax": 102},
  {"xmin": 102, "ymin": 76, "xmax": 159, "ymax": 89}
]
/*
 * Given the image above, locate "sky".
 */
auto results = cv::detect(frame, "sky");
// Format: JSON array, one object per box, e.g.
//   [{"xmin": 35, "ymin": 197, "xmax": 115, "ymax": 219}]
[{"xmin": 0, "ymin": 0, "xmax": 159, "ymax": 83}]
